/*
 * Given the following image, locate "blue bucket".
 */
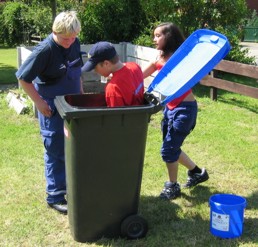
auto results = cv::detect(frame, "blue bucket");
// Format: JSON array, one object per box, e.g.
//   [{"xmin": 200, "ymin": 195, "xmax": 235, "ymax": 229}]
[{"xmin": 209, "ymin": 194, "xmax": 247, "ymax": 238}]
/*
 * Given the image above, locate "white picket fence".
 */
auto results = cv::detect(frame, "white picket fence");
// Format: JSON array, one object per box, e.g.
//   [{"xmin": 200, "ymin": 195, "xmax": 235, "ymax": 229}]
[{"xmin": 17, "ymin": 43, "xmax": 159, "ymax": 93}]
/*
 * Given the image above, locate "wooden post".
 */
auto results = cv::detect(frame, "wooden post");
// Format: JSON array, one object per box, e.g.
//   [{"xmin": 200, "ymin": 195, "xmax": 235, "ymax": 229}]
[
  {"xmin": 210, "ymin": 87, "xmax": 217, "ymax": 101},
  {"xmin": 210, "ymin": 70, "xmax": 218, "ymax": 101}
]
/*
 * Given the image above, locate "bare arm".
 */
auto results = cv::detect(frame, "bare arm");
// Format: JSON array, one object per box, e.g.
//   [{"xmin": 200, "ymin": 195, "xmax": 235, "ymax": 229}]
[
  {"xmin": 142, "ymin": 62, "xmax": 157, "ymax": 79},
  {"xmin": 80, "ymin": 77, "xmax": 84, "ymax": 94},
  {"xmin": 19, "ymin": 80, "xmax": 52, "ymax": 117}
]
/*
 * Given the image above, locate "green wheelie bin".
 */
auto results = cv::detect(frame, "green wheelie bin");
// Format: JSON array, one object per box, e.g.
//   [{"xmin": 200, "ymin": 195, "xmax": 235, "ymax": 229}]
[{"xmin": 54, "ymin": 93, "xmax": 160, "ymax": 242}]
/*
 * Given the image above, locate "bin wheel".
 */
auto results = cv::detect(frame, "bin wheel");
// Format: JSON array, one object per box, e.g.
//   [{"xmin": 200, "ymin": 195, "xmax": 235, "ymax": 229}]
[{"xmin": 121, "ymin": 215, "xmax": 148, "ymax": 239}]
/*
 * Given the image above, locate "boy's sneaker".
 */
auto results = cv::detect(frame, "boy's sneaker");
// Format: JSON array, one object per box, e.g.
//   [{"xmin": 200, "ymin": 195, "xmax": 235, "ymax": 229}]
[
  {"xmin": 48, "ymin": 199, "xmax": 67, "ymax": 215},
  {"xmin": 183, "ymin": 168, "xmax": 209, "ymax": 188},
  {"xmin": 159, "ymin": 181, "xmax": 181, "ymax": 200}
]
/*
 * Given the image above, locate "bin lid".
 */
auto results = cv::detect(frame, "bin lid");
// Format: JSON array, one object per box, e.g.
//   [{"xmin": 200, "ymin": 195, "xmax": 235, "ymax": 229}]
[{"xmin": 146, "ymin": 29, "xmax": 231, "ymax": 105}]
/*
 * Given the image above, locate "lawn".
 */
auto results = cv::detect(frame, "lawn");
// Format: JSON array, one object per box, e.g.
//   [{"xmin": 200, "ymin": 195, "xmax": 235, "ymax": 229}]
[
  {"xmin": 0, "ymin": 47, "xmax": 257, "ymax": 246},
  {"xmin": 0, "ymin": 46, "xmax": 18, "ymax": 84}
]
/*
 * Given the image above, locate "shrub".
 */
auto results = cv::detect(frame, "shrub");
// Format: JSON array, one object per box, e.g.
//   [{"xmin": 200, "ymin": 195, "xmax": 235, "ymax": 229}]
[
  {"xmin": 2, "ymin": 2, "xmax": 29, "ymax": 46},
  {"xmin": 25, "ymin": 6, "xmax": 52, "ymax": 40},
  {"xmin": 245, "ymin": 10, "xmax": 258, "ymax": 27},
  {"xmin": 80, "ymin": 0, "xmax": 147, "ymax": 44},
  {"xmin": 215, "ymin": 26, "xmax": 256, "ymax": 65},
  {"xmin": 135, "ymin": 0, "xmax": 254, "ymax": 64},
  {"xmin": 0, "ymin": 3, "xmax": 5, "ymax": 44}
]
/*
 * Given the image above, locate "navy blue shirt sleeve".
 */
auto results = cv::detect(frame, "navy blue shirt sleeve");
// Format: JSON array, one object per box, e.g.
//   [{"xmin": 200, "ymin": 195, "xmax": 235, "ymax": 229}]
[{"xmin": 16, "ymin": 38, "xmax": 52, "ymax": 83}]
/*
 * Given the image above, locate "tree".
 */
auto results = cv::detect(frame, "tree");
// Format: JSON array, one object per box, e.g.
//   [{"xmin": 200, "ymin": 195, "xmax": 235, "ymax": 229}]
[
  {"xmin": 135, "ymin": 0, "xmax": 254, "ymax": 63},
  {"xmin": 80, "ymin": 0, "xmax": 147, "ymax": 43},
  {"xmin": 1, "ymin": 1, "xmax": 29, "ymax": 46},
  {"xmin": 139, "ymin": 0, "xmax": 248, "ymax": 36}
]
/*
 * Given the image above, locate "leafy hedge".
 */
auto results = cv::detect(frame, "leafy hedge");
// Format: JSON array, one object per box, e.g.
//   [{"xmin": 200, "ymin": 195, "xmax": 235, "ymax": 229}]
[
  {"xmin": 80, "ymin": 0, "xmax": 146, "ymax": 43},
  {"xmin": 0, "ymin": 2, "xmax": 29, "ymax": 46}
]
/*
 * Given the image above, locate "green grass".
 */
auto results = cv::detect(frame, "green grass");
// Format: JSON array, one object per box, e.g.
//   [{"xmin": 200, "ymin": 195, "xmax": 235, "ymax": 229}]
[
  {"xmin": 0, "ymin": 46, "xmax": 18, "ymax": 84},
  {"xmin": 0, "ymin": 47, "xmax": 258, "ymax": 246},
  {"xmin": 0, "ymin": 88, "xmax": 257, "ymax": 247}
]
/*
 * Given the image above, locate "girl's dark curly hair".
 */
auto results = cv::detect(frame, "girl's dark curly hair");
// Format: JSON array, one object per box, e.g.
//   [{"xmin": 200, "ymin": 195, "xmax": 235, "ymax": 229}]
[{"xmin": 156, "ymin": 22, "xmax": 185, "ymax": 57}]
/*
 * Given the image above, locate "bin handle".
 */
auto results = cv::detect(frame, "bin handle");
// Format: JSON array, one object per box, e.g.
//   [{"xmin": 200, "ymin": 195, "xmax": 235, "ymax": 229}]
[{"xmin": 144, "ymin": 92, "xmax": 162, "ymax": 114}]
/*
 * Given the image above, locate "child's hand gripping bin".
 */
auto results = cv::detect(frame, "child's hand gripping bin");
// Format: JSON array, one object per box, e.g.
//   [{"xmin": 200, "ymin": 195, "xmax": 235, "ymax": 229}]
[
  {"xmin": 54, "ymin": 93, "xmax": 161, "ymax": 242},
  {"xmin": 146, "ymin": 29, "xmax": 231, "ymax": 104}
]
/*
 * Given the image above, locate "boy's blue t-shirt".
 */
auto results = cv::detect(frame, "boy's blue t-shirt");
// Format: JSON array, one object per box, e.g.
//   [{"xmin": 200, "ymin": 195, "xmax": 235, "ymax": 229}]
[{"xmin": 16, "ymin": 33, "xmax": 82, "ymax": 85}]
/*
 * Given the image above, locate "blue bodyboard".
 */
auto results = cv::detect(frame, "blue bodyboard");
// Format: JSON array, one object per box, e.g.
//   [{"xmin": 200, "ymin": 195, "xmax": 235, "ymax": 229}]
[{"xmin": 146, "ymin": 29, "xmax": 231, "ymax": 105}]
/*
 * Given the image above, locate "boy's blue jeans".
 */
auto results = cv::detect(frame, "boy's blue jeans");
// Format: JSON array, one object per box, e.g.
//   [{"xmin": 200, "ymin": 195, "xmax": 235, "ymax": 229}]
[{"xmin": 38, "ymin": 98, "xmax": 66, "ymax": 204}]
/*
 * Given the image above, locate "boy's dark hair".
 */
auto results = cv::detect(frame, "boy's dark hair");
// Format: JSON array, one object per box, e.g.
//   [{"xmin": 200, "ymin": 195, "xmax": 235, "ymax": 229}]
[
  {"xmin": 109, "ymin": 54, "xmax": 119, "ymax": 64},
  {"xmin": 98, "ymin": 54, "xmax": 119, "ymax": 66},
  {"xmin": 157, "ymin": 22, "xmax": 185, "ymax": 57}
]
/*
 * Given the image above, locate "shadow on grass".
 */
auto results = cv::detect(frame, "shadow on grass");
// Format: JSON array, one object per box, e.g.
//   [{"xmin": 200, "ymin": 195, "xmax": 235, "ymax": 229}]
[
  {"xmin": 241, "ymin": 190, "xmax": 258, "ymax": 243},
  {"xmin": 245, "ymin": 190, "xmax": 258, "ymax": 211},
  {"xmin": 193, "ymin": 84, "xmax": 258, "ymax": 114},
  {"xmin": 218, "ymin": 96, "xmax": 258, "ymax": 114},
  {"xmin": 0, "ymin": 63, "xmax": 17, "ymax": 84},
  {"xmin": 181, "ymin": 184, "xmax": 212, "ymax": 205},
  {"xmin": 140, "ymin": 189, "xmax": 256, "ymax": 247},
  {"xmin": 193, "ymin": 84, "xmax": 211, "ymax": 98},
  {"xmin": 82, "ymin": 187, "xmax": 257, "ymax": 247}
]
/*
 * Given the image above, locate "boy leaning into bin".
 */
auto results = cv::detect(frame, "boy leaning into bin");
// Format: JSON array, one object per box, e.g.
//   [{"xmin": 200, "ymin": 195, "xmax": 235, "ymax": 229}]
[{"xmin": 81, "ymin": 41, "xmax": 144, "ymax": 107}]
